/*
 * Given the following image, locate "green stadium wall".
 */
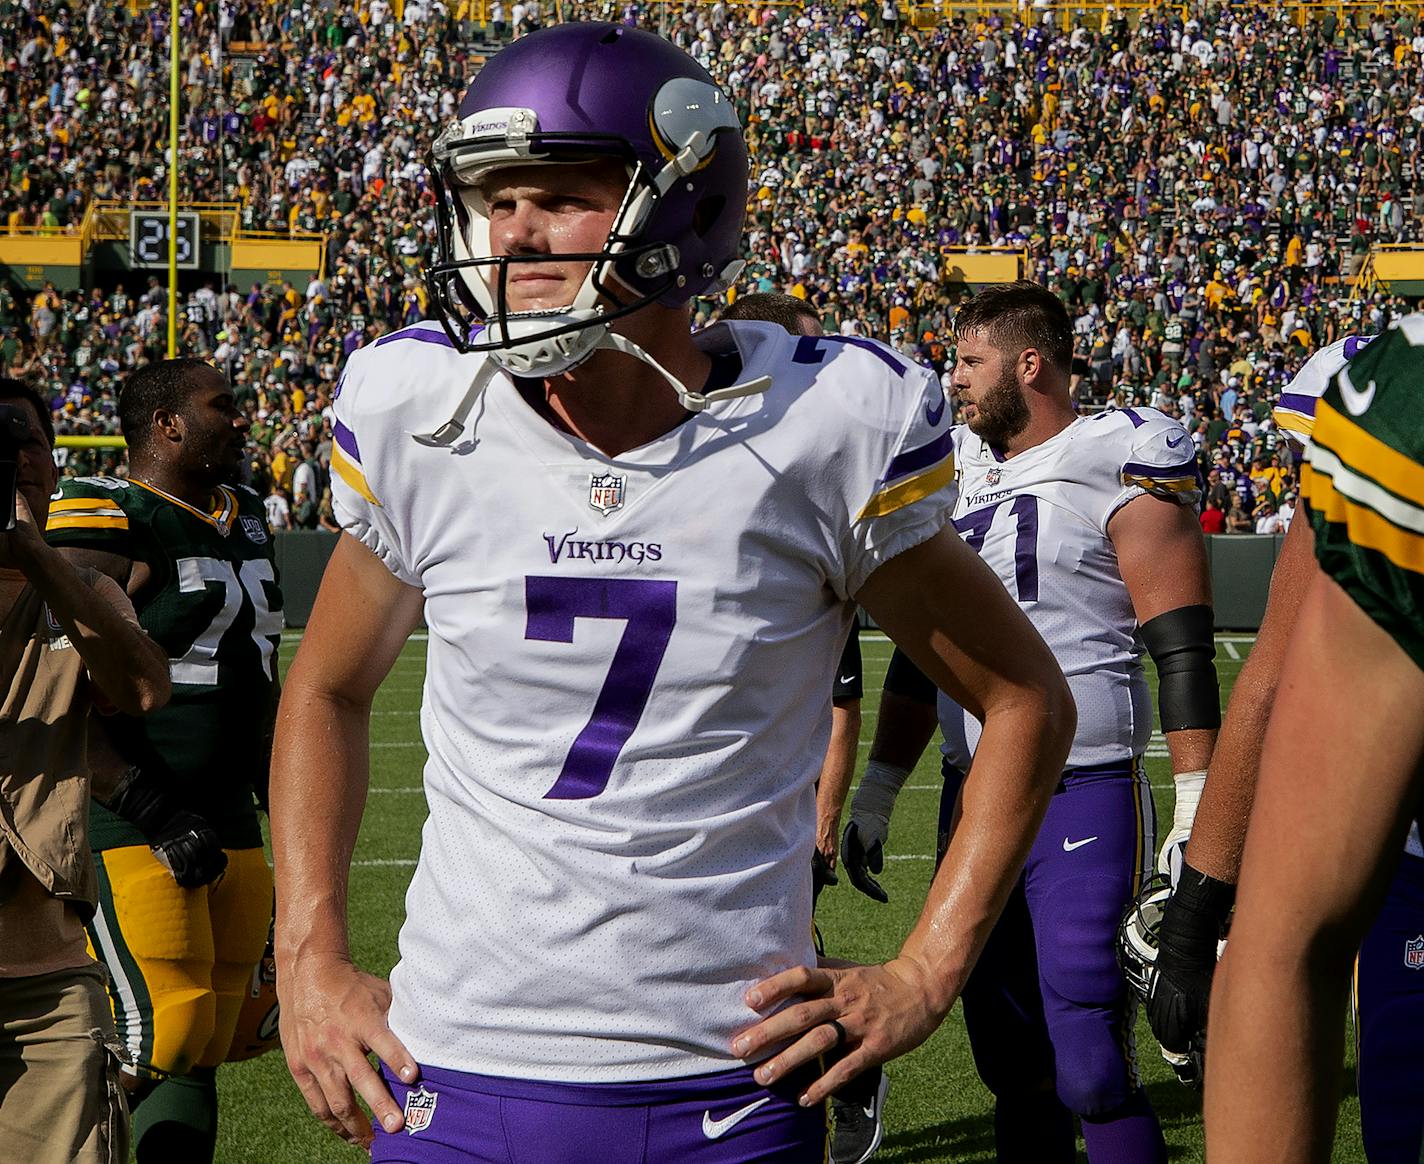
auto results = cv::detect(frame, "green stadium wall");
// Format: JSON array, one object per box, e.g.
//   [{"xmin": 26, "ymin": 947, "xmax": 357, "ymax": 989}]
[{"xmin": 274, "ymin": 531, "xmax": 1283, "ymax": 632}]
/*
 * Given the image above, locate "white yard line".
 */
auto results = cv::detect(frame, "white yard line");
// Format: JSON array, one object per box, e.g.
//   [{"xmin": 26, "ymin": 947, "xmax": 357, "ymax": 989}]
[{"xmin": 1223, "ymin": 640, "xmax": 1241, "ymax": 660}]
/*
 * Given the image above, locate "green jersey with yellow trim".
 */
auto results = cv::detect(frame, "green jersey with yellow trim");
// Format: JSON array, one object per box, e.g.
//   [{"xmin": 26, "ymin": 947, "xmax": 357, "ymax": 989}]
[
  {"xmin": 1303, "ymin": 315, "xmax": 1424, "ymax": 672},
  {"xmin": 46, "ymin": 476, "xmax": 284, "ymax": 849}
]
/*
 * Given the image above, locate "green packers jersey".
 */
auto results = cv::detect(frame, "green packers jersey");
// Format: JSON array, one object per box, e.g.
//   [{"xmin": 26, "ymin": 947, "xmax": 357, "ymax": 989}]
[
  {"xmin": 47, "ymin": 477, "xmax": 284, "ymax": 849},
  {"xmin": 1303, "ymin": 317, "xmax": 1424, "ymax": 673}
]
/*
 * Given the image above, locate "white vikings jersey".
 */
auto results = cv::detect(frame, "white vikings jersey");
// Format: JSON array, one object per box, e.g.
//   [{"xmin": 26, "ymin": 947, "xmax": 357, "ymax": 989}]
[
  {"xmin": 949, "ymin": 407, "xmax": 1201, "ymax": 768},
  {"xmin": 330, "ymin": 319, "xmax": 955, "ymax": 1082}
]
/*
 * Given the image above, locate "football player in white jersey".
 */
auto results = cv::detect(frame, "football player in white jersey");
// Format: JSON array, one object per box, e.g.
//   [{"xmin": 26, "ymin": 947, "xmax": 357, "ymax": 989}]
[
  {"xmin": 843, "ymin": 282, "xmax": 1220, "ymax": 1162},
  {"xmin": 268, "ymin": 25, "xmax": 1074, "ymax": 1164}
]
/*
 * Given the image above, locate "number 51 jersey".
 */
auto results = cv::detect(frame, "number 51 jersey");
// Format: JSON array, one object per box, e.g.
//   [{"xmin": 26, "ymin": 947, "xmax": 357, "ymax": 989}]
[
  {"xmin": 950, "ymin": 407, "xmax": 1201, "ymax": 767},
  {"xmin": 46, "ymin": 477, "xmax": 284, "ymax": 850},
  {"xmin": 330, "ymin": 319, "xmax": 955, "ymax": 1083}
]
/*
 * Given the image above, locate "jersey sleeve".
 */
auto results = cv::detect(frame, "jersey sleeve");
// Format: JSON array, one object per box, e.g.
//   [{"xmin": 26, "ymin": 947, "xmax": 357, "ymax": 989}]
[
  {"xmin": 44, "ymin": 477, "xmax": 137, "ymax": 555},
  {"xmin": 1304, "ymin": 319, "xmax": 1424, "ymax": 672},
  {"xmin": 1104, "ymin": 408, "xmax": 1202, "ymax": 526},
  {"xmin": 328, "ymin": 348, "xmax": 420, "ymax": 586},
  {"xmin": 840, "ymin": 354, "xmax": 957, "ymax": 597},
  {"xmin": 1273, "ymin": 335, "xmax": 1376, "ymax": 455}
]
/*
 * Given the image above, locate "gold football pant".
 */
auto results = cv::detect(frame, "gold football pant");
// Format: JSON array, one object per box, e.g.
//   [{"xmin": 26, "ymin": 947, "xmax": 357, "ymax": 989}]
[{"xmin": 85, "ymin": 846, "xmax": 271, "ymax": 1079}]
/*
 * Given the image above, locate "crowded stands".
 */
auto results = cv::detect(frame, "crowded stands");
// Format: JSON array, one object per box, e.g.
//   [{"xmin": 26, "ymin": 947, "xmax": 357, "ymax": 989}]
[{"xmin": 5, "ymin": 0, "xmax": 1423, "ymax": 532}]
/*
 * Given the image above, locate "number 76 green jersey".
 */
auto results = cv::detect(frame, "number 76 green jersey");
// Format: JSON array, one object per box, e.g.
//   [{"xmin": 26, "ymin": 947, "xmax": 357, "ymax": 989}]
[{"xmin": 47, "ymin": 477, "xmax": 285, "ymax": 849}]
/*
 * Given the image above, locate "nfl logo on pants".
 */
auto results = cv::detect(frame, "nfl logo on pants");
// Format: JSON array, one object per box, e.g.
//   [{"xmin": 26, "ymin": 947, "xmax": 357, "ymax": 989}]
[
  {"xmin": 403, "ymin": 1086, "xmax": 438, "ymax": 1134},
  {"xmin": 1405, "ymin": 935, "xmax": 1424, "ymax": 970}
]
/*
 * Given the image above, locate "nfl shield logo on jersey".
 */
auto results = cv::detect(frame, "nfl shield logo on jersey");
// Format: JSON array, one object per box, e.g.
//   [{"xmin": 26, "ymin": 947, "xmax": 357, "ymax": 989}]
[
  {"xmin": 240, "ymin": 515, "xmax": 269, "ymax": 544},
  {"xmin": 402, "ymin": 1085, "xmax": 438, "ymax": 1134},
  {"xmin": 1405, "ymin": 935, "xmax": 1424, "ymax": 970},
  {"xmin": 588, "ymin": 472, "xmax": 625, "ymax": 515},
  {"xmin": 985, "ymin": 467, "xmax": 1003, "ymax": 486}
]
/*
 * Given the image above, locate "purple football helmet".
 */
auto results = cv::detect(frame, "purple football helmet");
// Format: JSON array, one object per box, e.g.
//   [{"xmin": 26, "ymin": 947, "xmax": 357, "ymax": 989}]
[{"xmin": 425, "ymin": 23, "xmax": 748, "ymax": 378}]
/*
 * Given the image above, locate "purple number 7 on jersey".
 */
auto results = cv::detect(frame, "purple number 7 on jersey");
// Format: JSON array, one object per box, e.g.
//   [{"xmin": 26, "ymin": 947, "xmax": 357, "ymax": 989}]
[{"xmin": 525, "ymin": 577, "xmax": 677, "ymax": 800}]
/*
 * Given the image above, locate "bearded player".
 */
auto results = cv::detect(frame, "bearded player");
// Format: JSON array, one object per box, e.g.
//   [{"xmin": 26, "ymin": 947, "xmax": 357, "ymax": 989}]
[
  {"xmin": 843, "ymin": 282, "xmax": 1219, "ymax": 1162},
  {"xmin": 268, "ymin": 24, "xmax": 1075, "ymax": 1164},
  {"xmin": 47, "ymin": 359, "xmax": 284, "ymax": 1161}
]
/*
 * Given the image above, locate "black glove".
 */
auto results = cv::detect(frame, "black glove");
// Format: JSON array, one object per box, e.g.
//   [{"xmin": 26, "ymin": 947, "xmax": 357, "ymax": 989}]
[
  {"xmin": 841, "ymin": 819, "xmax": 888, "ymax": 903},
  {"xmin": 1147, "ymin": 861, "xmax": 1234, "ymax": 1088},
  {"xmin": 811, "ymin": 847, "xmax": 839, "ymax": 906},
  {"xmin": 107, "ymin": 769, "xmax": 229, "ymax": 889}
]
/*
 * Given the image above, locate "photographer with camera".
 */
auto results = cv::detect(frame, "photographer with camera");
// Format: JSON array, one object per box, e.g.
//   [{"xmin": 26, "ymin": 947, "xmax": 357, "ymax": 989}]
[{"xmin": 0, "ymin": 378, "xmax": 171, "ymax": 1164}]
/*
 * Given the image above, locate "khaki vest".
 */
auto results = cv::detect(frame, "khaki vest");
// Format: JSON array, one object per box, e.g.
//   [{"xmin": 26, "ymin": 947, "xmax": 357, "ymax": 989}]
[{"xmin": 0, "ymin": 579, "xmax": 97, "ymax": 909}]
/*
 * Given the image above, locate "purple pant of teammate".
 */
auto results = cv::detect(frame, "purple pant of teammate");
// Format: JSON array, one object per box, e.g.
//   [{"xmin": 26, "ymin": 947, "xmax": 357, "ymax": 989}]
[
  {"xmin": 1354, "ymin": 850, "xmax": 1424, "ymax": 1164},
  {"xmin": 939, "ymin": 758, "xmax": 1166, "ymax": 1164},
  {"xmin": 370, "ymin": 1062, "xmax": 827, "ymax": 1164}
]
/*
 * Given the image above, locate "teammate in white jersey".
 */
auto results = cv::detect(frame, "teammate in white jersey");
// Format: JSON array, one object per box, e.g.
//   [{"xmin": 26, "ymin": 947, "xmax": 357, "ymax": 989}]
[
  {"xmin": 844, "ymin": 283, "xmax": 1220, "ymax": 1162},
  {"xmin": 268, "ymin": 26, "xmax": 1074, "ymax": 1164}
]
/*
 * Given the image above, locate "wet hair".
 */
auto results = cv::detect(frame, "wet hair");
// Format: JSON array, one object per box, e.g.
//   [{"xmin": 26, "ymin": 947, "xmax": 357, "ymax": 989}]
[
  {"xmin": 0, "ymin": 377, "xmax": 54, "ymax": 448},
  {"xmin": 954, "ymin": 281, "xmax": 1073, "ymax": 375},
  {"xmin": 119, "ymin": 358, "xmax": 214, "ymax": 452}
]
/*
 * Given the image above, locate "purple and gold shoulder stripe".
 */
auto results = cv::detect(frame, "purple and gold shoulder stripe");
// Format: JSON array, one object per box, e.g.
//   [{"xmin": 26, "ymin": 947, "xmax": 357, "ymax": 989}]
[
  {"xmin": 1120, "ymin": 458, "xmax": 1203, "ymax": 505},
  {"xmin": 331, "ymin": 421, "xmax": 381, "ymax": 507},
  {"xmin": 46, "ymin": 495, "xmax": 129, "ymax": 533},
  {"xmin": 858, "ymin": 430, "xmax": 955, "ymax": 520},
  {"xmin": 1272, "ymin": 392, "xmax": 1318, "ymax": 442}
]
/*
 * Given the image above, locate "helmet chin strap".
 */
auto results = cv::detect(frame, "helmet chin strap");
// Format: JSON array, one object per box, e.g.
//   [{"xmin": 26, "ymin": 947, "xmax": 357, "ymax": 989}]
[{"xmin": 412, "ymin": 320, "xmax": 771, "ymax": 448}]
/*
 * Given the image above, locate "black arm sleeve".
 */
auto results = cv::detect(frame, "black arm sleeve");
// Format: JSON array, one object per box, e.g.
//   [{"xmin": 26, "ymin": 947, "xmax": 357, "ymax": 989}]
[{"xmin": 1140, "ymin": 604, "xmax": 1221, "ymax": 733}]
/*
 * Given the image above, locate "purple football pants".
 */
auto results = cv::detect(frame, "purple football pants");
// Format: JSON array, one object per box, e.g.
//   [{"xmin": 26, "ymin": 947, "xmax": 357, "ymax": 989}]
[
  {"xmin": 1354, "ymin": 850, "xmax": 1424, "ymax": 1164},
  {"xmin": 369, "ymin": 1062, "xmax": 827, "ymax": 1164},
  {"xmin": 939, "ymin": 759, "xmax": 1166, "ymax": 1164}
]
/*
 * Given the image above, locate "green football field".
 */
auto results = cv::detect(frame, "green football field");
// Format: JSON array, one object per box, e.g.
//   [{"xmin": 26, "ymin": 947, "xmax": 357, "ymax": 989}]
[{"xmin": 213, "ymin": 632, "xmax": 1364, "ymax": 1163}]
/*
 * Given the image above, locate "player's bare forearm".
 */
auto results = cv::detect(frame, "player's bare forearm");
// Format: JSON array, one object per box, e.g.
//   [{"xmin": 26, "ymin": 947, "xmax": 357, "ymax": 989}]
[
  {"xmin": 1205, "ymin": 573, "xmax": 1424, "ymax": 1162},
  {"xmin": 1187, "ymin": 515, "xmax": 1318, "ymax": 882},
  {"xmin": 272, "ymin": 534, "xmax": 425, "ymax": 969},
  {"xmin": 864, "ymin": 531, "xmax": 1074, "ymax": 999},
  {"xmin": 732, "ymin": 531, "xmax": 1073, "ymax": 1102},
  {"xmin": 815, "ymin": 700, "xmax": 860, "ymax": 864},
  {"xmin": 272, "ymin": 534, "xmax": 425, "ymax": 1145},
  {"xmin": 897, "ymin": 692, "xmax": 1070, "ymax": 1006},
  {"xmin": 1162, "ymin": 727, "xmax": 1215, "ymax": 779}
]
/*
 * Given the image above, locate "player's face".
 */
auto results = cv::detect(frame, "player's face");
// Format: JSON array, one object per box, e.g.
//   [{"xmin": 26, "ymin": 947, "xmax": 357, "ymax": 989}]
[
  {"xmin": 479, "ymin": 160, "xmax": 629, "ymax": 313},
  {"xmin": 951, "ymin": 327, "xmax": 1029, "ymax": 448},
  {"xmin": 181, "ymin": 367, "xmax": 250, "ymax": 484}
]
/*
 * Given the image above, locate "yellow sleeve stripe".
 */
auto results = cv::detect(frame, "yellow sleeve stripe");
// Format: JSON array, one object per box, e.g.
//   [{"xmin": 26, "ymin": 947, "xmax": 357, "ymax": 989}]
[
  {"xmin": 331, "ymin": 445, "xmax": 381, "ymax": 508},
  {"xmin": 1313, "ymin": 399, "xmax": 1424, "ymax": 509},
  {"xmin": 1303, "ymin": 461, "xmax": 1424, "ymax": 574},
  {"xmin": 1122, "ymin": 474, "xmax": 1199, "ymax": 495},
  {"xmin": 1272, "ymin": 410, "xmax": 1316, "ymax": 439},
  {"xmin": 45, "ymin": 514, "xmax": 129, "ymax": 532},
  {"xmin": 857, "ymin": 456, "xmax": 955, "ymax": 521},
  {"xmin": 49, "ymin": 497, "xmax": 126, "ymax": 515}
]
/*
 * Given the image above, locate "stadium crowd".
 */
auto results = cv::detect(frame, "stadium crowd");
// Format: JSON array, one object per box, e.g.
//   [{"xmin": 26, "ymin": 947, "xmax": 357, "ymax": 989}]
[{"xmin": 4, "ymin": 0, "xmax": 1424, "ymax": 530}]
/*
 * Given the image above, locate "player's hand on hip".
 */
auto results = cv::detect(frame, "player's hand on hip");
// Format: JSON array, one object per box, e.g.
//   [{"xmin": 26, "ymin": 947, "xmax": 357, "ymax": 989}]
[
  {"xmin": 731, "ymin": 957, "xmax": 949, "ymax": 1107},
  {"xmin": 279, "ymin": 956, "xmax": 419, "ymax": 1147}
]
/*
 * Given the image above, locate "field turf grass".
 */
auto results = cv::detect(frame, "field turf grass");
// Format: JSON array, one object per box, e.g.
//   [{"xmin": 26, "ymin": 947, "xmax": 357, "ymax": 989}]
[{"xmin": 213, "ymin": 632, "xmax": 1364, "ymax": 1163}]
